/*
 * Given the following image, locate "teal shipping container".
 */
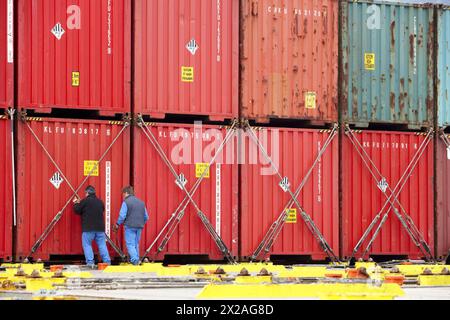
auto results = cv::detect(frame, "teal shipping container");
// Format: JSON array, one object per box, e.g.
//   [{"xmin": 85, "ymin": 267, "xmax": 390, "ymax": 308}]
[
  {"xmin": 437, "ymin": 6, "xmax": 450, "ymax": 128},
  {"xmin": 341, "ymin": 0, "xmax": 435, "ymax": 129}
]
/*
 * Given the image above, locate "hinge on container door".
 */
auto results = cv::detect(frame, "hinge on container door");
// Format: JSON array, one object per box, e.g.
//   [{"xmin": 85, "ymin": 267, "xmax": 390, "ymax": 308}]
[{"xmin": 252, "ymin": 1, "xmax": 258, "ymax": 16}]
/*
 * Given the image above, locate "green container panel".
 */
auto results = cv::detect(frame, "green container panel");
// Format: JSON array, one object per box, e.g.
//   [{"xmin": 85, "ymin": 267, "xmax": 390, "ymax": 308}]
[
  {"xmin": 341, "ymin": 0, "xmax": 434, "ymax": 128},
  {"xmin": 437, "ymin": 7, "xmax": 450, "ymax": 128}
]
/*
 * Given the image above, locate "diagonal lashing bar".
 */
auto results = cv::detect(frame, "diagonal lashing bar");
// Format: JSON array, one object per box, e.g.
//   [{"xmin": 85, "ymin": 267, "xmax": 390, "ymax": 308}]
[
  {"xmin": 344, "ymin": 126, "xmax": 434, "ymax": 261},
  {"xmin": 137, "ymin": 117, "xmax": 238, "ymax": 264}
]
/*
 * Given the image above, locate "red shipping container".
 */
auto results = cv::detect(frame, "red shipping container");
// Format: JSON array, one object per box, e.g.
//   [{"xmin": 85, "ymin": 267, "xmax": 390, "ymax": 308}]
[
  {"xmin": 133, "ymin": 123, "xmax": 238, "ymax": 260},
  {"xmin": 0, "ymin": 116, "xmax": 12, "ymax": 262},
  {"xmin": 0, "ymin": 0, "xmax": 14, "ymax": 109},
  {"xmin": 17, "ymin": 0, "xmax": 131, "ymax": 115},
  {"xmin": 342, "ymin": 130, "xmax": 434, "ymax": 260},
  {"xmin": 16, "ymin": 118, "xmax": 130, "ymax": 261},
  {"xmin": 436, "ymin": 135, "xmax": 450, "ymax": 259},
  {"xmin": 241, "ymin": 0, "xmax": 339, "ymax": 123},
  {"xmin": 240, "ymin": 127, "xmax": 339, "ymax": 261},
  {"xmin": 134, "ymin": 0, "xmax": 239, "ymax": 121}
]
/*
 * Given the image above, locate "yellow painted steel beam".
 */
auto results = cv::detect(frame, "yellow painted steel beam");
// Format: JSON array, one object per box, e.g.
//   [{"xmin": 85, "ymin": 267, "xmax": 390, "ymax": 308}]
[
  {"xmin": 197, "ymin": 283, "xmax": 404, "ymax": 300},
  {"xmin": 234, "ymin": 276, "xmax": 273, "ymax": 284},
  {"xmin": 1, "ymin": 264, "xmax": 45, "ymax": 272},
  {"xmin": 418, "ymin": 275, "xmax": 450, "ymax": 286},
  {"xmin": 103, "ymin": 263, "xmax": 164, "ymax": 273},
  {"xmin": 395, "ymin": 265, "xmax": 449, "ymax": 276},
  {"xmin": 278, "ymin": 267, "xmax": 346, "ymax": 278}
]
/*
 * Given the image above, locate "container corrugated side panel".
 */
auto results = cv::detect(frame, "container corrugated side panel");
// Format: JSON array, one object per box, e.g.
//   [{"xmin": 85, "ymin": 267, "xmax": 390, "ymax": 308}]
[
  {"xmin": 436, "ymin": 137, "xmax": 450, "ymax": 258},
  {"xmin": 341, "ymin": 1, "xmax": 434, "ymax": 128},
  {"xmin": 134, "ymin": 0, "xmax": 239, "ymax": 121},
  {"xmin": 0, "ymin": 0, "xmax": 14, "ymax": 109},
  {"xmin": 437, "ymin": 7, "xmax": 450, "ymax": 128},
  {"xmin": 16, "ymin": 118, "xmax": 130, "ymax": 261},
  {"xmin": 0, "ymin": 117, "xmax": 12, "ymax": 261},
  {"xmin": 241, "ymin": 0, "xmax": 339, "ymax": 123},
  {"xmin": 133, "ymin": 124, "xmax": 239, "ymax": 260},
  {"xmin": 342, "ymin": 131, "xmax": 434, "ymax": 259},
  {"xmin": 17, "ymin": 0, "xmax": 131, "ymax": 115},
  {"xmin": 240, "ymin": 128, "xmax": 339, "ymax": 260}
]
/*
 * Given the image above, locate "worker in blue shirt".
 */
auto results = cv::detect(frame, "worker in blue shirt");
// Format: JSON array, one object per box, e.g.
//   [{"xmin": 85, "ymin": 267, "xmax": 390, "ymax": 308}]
[{"xmin": 112, "ymin": 186, "xmax": 149, "ymax": 265}]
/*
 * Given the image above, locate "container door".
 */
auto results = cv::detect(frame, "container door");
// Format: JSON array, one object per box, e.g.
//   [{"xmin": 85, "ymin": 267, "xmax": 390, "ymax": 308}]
[{"xmin": 16, "ymin": 118, "xmax": 130, "ymax": 261}]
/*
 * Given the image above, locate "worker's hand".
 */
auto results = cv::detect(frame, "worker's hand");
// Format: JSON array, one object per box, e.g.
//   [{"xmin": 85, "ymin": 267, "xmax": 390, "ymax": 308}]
[
  {"xmin": 112, "ymin": 224, "xmax": 119, "ymax": 233},
  {"xmin": 72, "ymin": 197, "xmax": 80, "ymax": 204}
]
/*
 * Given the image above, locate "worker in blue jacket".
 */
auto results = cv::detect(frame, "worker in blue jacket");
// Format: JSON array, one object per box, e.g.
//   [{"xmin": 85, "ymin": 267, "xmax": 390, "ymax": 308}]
[{"xmin": 112, "ymin": 186, "xmax": 149, "ymax": 265}]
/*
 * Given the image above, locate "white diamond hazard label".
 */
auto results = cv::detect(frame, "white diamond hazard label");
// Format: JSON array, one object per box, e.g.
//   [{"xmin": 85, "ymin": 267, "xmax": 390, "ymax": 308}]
[
  {"xmin": 378, "ymin": 178, "xmax": 389, "ymax": 193},
  {"xmin": 186, "ymin": 39, "xmax": 199, "ymax": 56},
  {"xmin": 175, "ymin": 174, "xmax": 188, "ymax": 190},
  {"xmin": 50, "ymin": 172, "xmax": 64, "ymax": 189},
  {"xmin": 279, "ymin": 177, "xmax": 291, "ymax": 193},
  {"xmin": 51, "ymin": 23, "xmax": 65, "ymax": 40}
]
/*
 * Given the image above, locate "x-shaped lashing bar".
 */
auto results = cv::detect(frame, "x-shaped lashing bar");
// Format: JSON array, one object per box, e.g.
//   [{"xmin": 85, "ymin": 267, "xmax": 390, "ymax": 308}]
[
  {"xmin": 24, "ymin": 116, "xmax": 129, "ymax": 260},
  {"xmin": 345, "ymin": 126, "xmax": 434, "ymax": 262},
  {"xmin": 137, "ymin": 116, "xmax": 238, "ymax": 264},
  {"xmin": 243, "ymin": 121, "xmax": 340, "ymax": 264}
]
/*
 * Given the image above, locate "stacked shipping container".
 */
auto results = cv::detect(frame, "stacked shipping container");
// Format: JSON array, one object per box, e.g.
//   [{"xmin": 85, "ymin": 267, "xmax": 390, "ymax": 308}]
[
  {"xmin": 17, "ymin": 0, "xmax": 131, "ymax": 116},
  {"xmin": 341, "ymin": 0, "xmax": 435, "ymax": 129},
  {"xmin": 0, "ymin": 116, "xmax": 12, "ymax": 262},
  {"xmin": 0, "ymin": 0, "xmax": 449, "ymax": 263},
  {"xmin": 240, "ymin": 128, "xmax": 339, "ymax": 261},
  {"xmin": 133, "ymin": 0, "xmax": 239, "ymax": 121},
  {"xmin": 342, "ymin": 130, "xmax": 434, "ymax": 259},
  {"xmin": 133, "ymin": 123, "xmax": 238, "ymax": 260},
  {"xmin": 240, "ymin": 0, "xmax": 339, "ymax": 124},
  {"xmin": 16, "ymin": 118, "xmax": 130, "ymax": 261},
  {"xmin": 340, "ymin": 0, "xmax": 438, "ymax": 261},
  {"xmin": 0, "ymin": 0, "xmax": 13, "ymax": 110},
  {"xmin": 13, "ymin": 0, "xmax": 132, "ymax": 262},
  {"xmin": 436, "ymin": 5, "xmax": 450, "ymax": 259}
]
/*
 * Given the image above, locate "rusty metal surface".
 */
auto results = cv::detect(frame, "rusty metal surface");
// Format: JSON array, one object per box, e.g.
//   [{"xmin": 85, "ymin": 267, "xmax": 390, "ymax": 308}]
[
  {"xmin": 341, "ymin": 0, "xmax": 434, "ymax": 128},
  {"xmin": 240, "ymin": 0, "xmax": 339, "ymax": 123},
  {"xmin": 437, "ymin": 6, "xmax": 450, "ymax": 128}
]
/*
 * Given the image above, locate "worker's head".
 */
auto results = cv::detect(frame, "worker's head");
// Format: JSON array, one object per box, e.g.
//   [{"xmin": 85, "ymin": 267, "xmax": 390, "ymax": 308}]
[
  {"xmin": 85, "ymin": 185, "xmax": 96, "ymax": 197},
  {"xmin": 122, "ymin": 186, "xmax": 135, "ymax": 199}
]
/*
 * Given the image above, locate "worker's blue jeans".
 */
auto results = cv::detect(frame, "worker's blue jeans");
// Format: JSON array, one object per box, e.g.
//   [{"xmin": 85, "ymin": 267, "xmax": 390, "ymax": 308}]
[
  {"xmin": 82, "ymin": 232, "xmax": 111, "ymax": 266},
  {"xmin": 125, "ymin": 227, "xmax": 143, "ymax": 265}
]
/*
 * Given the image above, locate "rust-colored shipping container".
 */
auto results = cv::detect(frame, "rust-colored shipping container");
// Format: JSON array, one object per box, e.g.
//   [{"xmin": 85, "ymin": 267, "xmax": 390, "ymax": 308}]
[
  {"xmin": 0, "ymin": 0, "xmax": 14, "ymax": 109},
  {"xmin": 134, "ymin": 0, "xmax": 239, "ymax": 121},
  {"xmin": 436, "ymin": 135, "xmax": 450, "ymax": 259},
  {"xmin": 240, "ymin": 127, "xmax": 339, "ymax": 261},
  {"xmin": 342, "ymin": 130, "xmax": 434, "ymax": 260},
  {"xmin": 240, "ymin": 0, "xmax": 339, "ymax": 124},
  {"xmin": 17, "ymin": 0, "xmax": 131, "ymax": 115},
  {"xmin": 16, "ymin": 118, "xmax": 130, "ymax": 261},
  {"xmin": 0, "ymin": 116, "xmax": 12, "ymax": 262},
  {"xmin": 133, "ymin": 123, "xmax": 238, "ymax": 261}
]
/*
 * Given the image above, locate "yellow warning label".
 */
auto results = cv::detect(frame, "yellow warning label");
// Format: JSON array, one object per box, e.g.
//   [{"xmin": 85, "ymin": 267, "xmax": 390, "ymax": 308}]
[
  {"xmin": 84, "ymin": 161, "xmax": 99, "ymax": 177},
  {"xmin": 182, "ymin": 67, "xmax": 194, "ymax": 82},
  {"xmin": 305, "ymin": 92, "xmax": 317, "ymax": 109},
  {"xmin": 72, "ymin": 72, "xmax": 80, "ymax": 87},
  {"xmin": 286, "ymin": 209, "xmax": 297, "ymax": 224},
  {"xmin": 196, "ymin": 163, "xmax": 210, "ymax": 179},
  {"xmin": 364, "ymin": 53, "xmax": 375, "ymax": 70}
]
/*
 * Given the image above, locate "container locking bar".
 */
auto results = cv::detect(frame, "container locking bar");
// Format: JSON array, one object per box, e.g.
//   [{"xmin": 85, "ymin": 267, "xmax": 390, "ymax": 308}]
[
  {"xmin": 244, "ymin": 122, "xmax": 340, "ymax": 264},
  {"xmin": 345, "ymin": 126, "xmax": 434, "ymax": 262},
  {"xmin": 25, "ymin": 119, "xmax": 129, "ymax": 260},
  {"xmin": 137, "ymin": 117, "xmax": 238, "ymax": 264}
]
